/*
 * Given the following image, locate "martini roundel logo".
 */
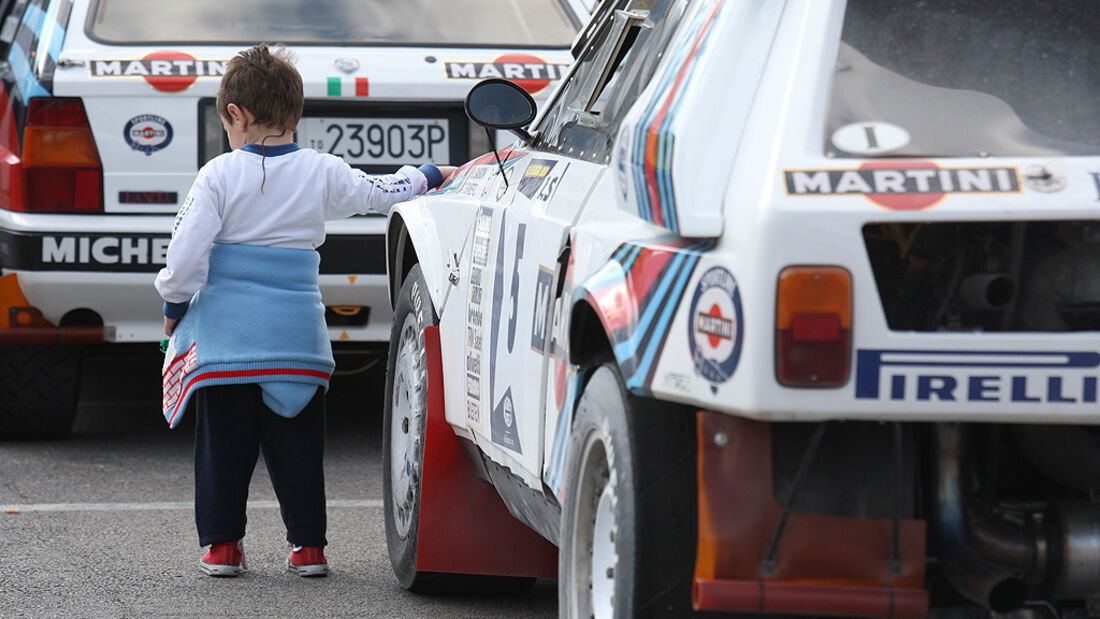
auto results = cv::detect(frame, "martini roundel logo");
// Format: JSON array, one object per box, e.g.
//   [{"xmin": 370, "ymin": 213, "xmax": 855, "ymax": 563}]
[
  {"xmin": 688, "ymin": 266, "xmax": 744, "ymax": 393},
  {"xmin": 142, "ymin": 51, "xmax": 202, "ymax": 92},
  {"xmin": 494, "ymin": 54, "xmax": 555, "ymax": 95}
]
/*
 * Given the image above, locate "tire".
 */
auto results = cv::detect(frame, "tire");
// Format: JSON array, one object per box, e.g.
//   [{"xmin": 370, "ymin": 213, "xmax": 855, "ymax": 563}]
[
  {"xmin": 0, "ymin": 345, "xmax": 80, "ymax": 440},
  {"xmin": 383, "ymin": 264, "xmax": 442, "ymax": 591},
  {"xmin": 559, "ymin": 363, "xmax": 697, "ymax": 618}
]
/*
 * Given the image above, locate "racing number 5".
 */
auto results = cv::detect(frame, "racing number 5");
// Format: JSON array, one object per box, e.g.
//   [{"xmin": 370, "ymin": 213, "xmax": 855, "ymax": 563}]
[{"xmin": 507, "ymin": 224, "xmax": 526, "ymax": 353}]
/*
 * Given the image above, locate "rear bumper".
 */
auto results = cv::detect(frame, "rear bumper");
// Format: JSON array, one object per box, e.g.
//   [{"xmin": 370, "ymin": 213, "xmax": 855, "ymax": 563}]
[
  {"xmin": 0, "ymin": 221, "xmax": 395, "ymax": 342},
  {"xmin": 693, "ymin": 412, "xmax": 928, "ymax": 618}
]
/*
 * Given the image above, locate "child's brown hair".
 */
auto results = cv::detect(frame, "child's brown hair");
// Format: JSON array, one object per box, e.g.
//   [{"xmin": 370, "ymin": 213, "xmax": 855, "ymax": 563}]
[{"xmin": 216, "ymin": 44, "xmax": 303, "ymax": 135}]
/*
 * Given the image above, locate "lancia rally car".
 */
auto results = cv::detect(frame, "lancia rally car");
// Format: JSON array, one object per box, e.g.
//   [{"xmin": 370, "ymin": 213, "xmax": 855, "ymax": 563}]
[
  {"xmin": 381, "ymin": 0, "xmax": 1100, "ymax": 616},
  {"xmin": 0, "ymin": 0, "xmax": 588, "ymax": 439}
]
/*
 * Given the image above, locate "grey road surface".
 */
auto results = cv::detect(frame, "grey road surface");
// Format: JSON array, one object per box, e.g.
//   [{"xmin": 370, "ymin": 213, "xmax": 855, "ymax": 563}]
[{"xmin": 0, "ymin": 350, "xmax": 557, "ymax": 618}]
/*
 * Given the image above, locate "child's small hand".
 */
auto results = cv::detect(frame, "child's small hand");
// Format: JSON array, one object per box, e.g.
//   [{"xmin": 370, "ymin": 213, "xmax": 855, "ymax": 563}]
[
  {"xmin": 436, "ymin": 165, "xmax": 458, "ymax": 180},
  {"xmin": 164, "ymin": 316, "xmax": 180, "ymax": 336}
]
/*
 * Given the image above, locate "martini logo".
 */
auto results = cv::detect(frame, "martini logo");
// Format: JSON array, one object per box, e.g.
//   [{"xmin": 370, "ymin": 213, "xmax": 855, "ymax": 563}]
[
  {"xmin": 124, "ymin": 114, "xmax": 173, "ymax": 155},
  {"xmin": 784, "ymin": 162, "xmax": 1020, "ymax": 210},
  {"xmin": 445, "ymin": 54, "xmax": 569, "ymax": 95},
  {"xmin": 91, "ymin": 52, "xmax": 228, "ymax": 92},
  {"xmin": 688, "ymin": 266, "xmax": 744, "ymax": 393}
]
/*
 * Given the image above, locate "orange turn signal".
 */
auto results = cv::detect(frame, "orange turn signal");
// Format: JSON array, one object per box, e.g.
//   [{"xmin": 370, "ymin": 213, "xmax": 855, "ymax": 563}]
[{"xmin": 775, "ymin": 266, "xmax": 851, "ymax": 387}]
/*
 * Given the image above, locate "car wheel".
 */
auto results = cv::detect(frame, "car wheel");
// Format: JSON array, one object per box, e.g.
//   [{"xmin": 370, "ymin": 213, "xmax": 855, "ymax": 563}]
[
  {"xmin": 559, "ymin": 362, "xmax": 697, "ymax": 618},
  {"xmin": 0, "ymin": 345, "xmax": 80, "ymax": 440}
]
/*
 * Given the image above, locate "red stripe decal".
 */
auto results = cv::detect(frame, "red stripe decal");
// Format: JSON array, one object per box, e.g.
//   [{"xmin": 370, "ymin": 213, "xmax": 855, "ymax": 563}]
[{"xmin": 168, "ymin": 368, "xmax": 331, "ymax": 425}]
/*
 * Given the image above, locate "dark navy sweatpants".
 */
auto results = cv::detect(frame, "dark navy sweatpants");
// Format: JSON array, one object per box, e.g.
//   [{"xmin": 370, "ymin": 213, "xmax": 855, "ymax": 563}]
[{"xmin": 194, "ymin": 383, "xmax": 327, "ymax": 548}]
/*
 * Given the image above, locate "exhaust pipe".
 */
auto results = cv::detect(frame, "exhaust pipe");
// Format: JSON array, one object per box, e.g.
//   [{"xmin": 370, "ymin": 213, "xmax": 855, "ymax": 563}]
[
  {"xmin": 934, "ymin": 424, "xmax": 1100, "ymax": 606},
  {"xmin": 932, "ymin": 424, "xmax": 1031, "ymax": 612}
]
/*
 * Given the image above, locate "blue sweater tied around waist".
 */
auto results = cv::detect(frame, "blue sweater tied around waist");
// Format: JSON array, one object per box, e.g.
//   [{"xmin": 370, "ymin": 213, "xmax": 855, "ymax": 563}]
[{"xmin": 161, "ymin": 243, "xmax": 334, "ymax": 428}]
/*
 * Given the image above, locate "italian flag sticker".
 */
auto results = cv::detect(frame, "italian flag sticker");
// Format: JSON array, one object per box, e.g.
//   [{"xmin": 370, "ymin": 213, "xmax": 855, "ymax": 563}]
[{"xmin": 327, "ymin": 77, "xmax": 369, "ymax": 97}]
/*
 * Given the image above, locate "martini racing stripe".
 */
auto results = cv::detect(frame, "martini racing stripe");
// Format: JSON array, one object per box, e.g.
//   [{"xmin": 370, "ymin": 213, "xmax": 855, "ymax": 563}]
[
  {"xmin": 579, "ymin": 238, "xmax": 715, "ymax": 394},
  {"xmin": 0, "ymin": 229, "xmax": 387, "ymax": 274},
  {"xmin": 630, "ymin": 0, "xmax": 720, "ymax": 233}
]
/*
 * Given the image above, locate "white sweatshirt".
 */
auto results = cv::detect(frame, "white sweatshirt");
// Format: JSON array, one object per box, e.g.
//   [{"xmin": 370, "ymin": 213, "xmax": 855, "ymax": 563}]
[{"xmin": 155, "ymin": 143, "xmax": 431, "ymax": 304}]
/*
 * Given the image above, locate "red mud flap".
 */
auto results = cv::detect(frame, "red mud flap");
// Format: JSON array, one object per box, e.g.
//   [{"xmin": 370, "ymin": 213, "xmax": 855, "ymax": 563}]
[
  {"xmin": 693, "ymin": 413, "xmax": 929, "ymax": 618},
  {"xmin": 694, "ymin": 580, "xmax": 928, "ymax": 619},
  {"xmin": 414, "ymin": 326, "xmax": 557, "ymax": 577}
]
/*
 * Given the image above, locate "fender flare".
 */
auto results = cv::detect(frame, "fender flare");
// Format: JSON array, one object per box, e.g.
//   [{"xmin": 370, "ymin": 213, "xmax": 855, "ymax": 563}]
[{"xmin": 386, "ymin": 203, "xmax": 448, "ymax": 314}]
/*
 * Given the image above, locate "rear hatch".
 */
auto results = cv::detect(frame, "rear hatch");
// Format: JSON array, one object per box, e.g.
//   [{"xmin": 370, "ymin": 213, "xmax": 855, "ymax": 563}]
[{"xmin": 55, "ymin": 0, "xmax": 580, "ymax": 214}]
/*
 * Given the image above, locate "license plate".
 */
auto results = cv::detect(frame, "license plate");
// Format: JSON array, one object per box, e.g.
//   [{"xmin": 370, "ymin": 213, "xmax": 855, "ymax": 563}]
[{"xmin": 296, "ymin": 117, "xmax": 450, "ymax": 166}]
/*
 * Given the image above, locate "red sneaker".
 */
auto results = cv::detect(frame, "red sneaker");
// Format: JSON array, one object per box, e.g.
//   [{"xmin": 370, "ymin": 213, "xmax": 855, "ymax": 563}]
[
  {"xmin": 200, "ymin": 540, "xmax": 246, "ymax": 577},
  {"xmin": 287, "ymin": 544, "xmax": 329, "ymax": 577}
]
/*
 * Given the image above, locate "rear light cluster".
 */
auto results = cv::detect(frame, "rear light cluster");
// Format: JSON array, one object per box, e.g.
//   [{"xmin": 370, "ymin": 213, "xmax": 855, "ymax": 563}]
[
  {"xmin": 19, "ymin": 98, "xmax": 103, "ymax": 212},
  {"xmin": 775, "ymin": 266, "xmax": 851, "ymax": 387}
]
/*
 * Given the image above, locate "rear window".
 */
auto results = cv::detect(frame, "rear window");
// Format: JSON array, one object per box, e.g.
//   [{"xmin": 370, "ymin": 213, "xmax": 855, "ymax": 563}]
[
  {"xmin": 87, "ymin": 0, "xmax": 578, "ymax": 48},
  {"xmin": 827, "ymin": 0, "xmax": 1099, "ymax": 158}
]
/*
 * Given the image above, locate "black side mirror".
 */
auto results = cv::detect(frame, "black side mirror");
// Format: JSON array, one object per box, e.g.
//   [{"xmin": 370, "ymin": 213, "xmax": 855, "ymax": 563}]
[{"xmin": 464, "ymin": 78, "xmax": 537, "ymax": 143}]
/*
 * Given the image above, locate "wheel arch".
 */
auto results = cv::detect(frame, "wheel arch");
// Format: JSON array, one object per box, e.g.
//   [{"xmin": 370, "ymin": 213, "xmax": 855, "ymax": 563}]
[{"xmin": 568, "ymin": 299, "xmax": 614, "ymax": 375}]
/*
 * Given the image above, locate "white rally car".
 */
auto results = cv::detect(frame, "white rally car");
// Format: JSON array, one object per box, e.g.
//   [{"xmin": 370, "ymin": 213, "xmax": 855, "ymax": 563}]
[
  {"xmin": 0, "ymin": 0, "xmax": 587, "ymax": 439},
  {"xmin": 383, "ymin": 0, "xmax": 1100, "ymax": 616}
]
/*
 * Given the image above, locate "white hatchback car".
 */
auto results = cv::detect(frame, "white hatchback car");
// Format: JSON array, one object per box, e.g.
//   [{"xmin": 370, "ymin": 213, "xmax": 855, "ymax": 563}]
[
  {"xmin": 0, "ymin": 0, "xmax": 585, "ymax": 438},
  {"xmin": 383, "ymin": 0, "xmax": 1100, "ymax": 616}
]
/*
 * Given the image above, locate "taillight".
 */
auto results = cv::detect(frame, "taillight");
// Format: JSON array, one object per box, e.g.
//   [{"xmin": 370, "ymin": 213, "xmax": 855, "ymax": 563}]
[
  {"xmin": 776, "ymin": 266, "xmax": 851, "ymax": 387},
  {"xmin": 21, "ymin": 98, "xmax": 103, "ymax": 212}
]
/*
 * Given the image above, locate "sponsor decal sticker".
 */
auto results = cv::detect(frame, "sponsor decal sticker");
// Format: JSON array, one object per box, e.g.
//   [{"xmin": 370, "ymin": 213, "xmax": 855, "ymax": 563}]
[
  {"xmin": 518, "ymin": 159, "xmax": 556, "ymax": 199},
  {"xmin": 444, "ymin": 54, "xmax": 569, "ymax": 95},
  {"xmin": 784, "ymin": 162, "xmax": 1020, "ymax": 210},
  {"xmin": 91, "ymin": 52, "xmax": 228, "ymax": 92},
  {"xmin": 490, "ymin": 387, "xmax": 521, "ymax": 453},
  {"xmin": 855, "ymin": 349, "xmax": 1100, "ymax": 404},
  {"xmin": 831, "ymin": 122, "xmax": 911, "ymax": 156},
  {"xmin": 327, "ymin": 76, "xmax": 368, "ymax": 97},
  {"xmin": 530, "ymin": 266, "xmax": 554, "ymax": 354},
  {"xmin": 124, "ymin": 114, "xmax": 173, "ymax": 156},
  {"xmin": 41, "ymin": 234, "xmax": 170, "ymax": 267},
  {"xmin": 1022, "ymin": 165, "xmax": 1066, "ymax": 193},
  {"xmin": 119, "ymin": 191, "xmax": 177, "ymax": 205},
  {"xmin": 688, "ymin": 266, "xmax": 744, "ymax": 393},
  {"xmin": 464, "ymin": 207, "xmax": 493, "ymax": 428}
]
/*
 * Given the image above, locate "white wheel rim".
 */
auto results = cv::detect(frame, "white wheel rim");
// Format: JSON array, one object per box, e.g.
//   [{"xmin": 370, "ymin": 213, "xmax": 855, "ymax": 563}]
[
  {"xmin": 571, "ymin": 429, "xmax": 618, "ymax": 619},
  {"xmin": 590, "ymin": 480, "xmax": 617, "ymax": 619},
  {"xmin": 389, "ymin": 313, "xmax": 425, "ymax": 539}
]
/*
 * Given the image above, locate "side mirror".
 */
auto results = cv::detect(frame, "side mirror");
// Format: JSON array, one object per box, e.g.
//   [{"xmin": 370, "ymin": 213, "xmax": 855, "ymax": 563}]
[{"xmin": 464, "ymin": 78, "xmax": 537, "ymax": 143}]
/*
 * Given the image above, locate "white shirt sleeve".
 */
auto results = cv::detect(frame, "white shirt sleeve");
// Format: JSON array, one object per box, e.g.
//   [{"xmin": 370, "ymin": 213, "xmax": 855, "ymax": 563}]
[
  {"xmin": 323, "ymin": 160, "xmax": 429, "ymax": 220},
  {"xmin": 154, "ymin": 167, "xmax": 223, "ymax": 303}
]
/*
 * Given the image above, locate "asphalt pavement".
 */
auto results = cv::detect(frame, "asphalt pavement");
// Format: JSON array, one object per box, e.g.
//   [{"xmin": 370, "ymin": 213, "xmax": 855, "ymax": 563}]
[{"xmin": 0, "ymin": 349, "xmax": 557, "ymax": 618}]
